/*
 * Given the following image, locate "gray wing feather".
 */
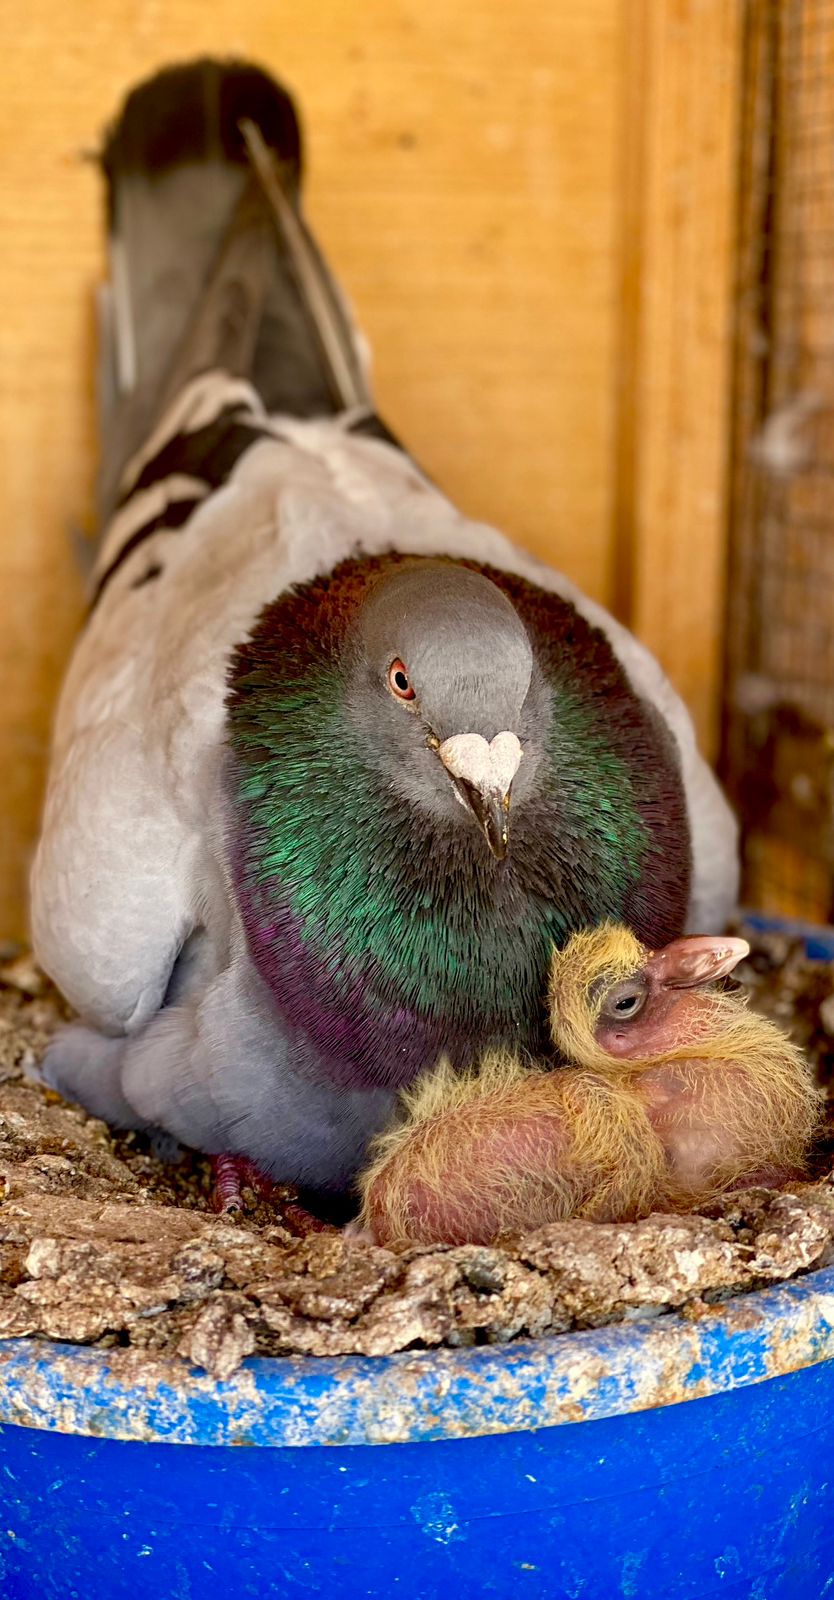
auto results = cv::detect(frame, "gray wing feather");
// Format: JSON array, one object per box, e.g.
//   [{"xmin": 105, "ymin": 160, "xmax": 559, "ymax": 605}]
[{"xmin": 32, "ymin": 58, "xmax": 737, "ymax": 1175}]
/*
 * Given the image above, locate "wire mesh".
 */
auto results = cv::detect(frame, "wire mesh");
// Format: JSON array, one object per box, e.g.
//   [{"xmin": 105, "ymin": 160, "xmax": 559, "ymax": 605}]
[{"xmin": 723, "ymin": 0, "xmax": 834, "ymax": 918}]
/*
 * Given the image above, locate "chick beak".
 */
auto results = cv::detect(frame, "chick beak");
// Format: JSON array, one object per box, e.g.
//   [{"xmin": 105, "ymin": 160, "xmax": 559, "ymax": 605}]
[
  {"xmin": 642, "ymin": 935, "xmax": 751, "ymax": 989},
  {"xmin": 435, "ymin": 732, "xmax": 522, "ymax": 861}
]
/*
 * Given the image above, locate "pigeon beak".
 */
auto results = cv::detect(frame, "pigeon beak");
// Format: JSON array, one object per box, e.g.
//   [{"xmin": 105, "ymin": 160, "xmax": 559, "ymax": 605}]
[
  {"xmin": 451, "ymin": 777, "xmax": 511, "ymax": 859},
  {"xmin": 435, "ymin": 732, "xmax": 522, "ymax": 860}
]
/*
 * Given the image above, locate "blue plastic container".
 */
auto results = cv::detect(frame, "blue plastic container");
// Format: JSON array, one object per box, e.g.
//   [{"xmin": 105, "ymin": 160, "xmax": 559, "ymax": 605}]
[
  {"xmin": 1, "ymin": 917, "xmax": 832, "ymax": 1599},
  {"xmin": 0, "ymin": 1268, "xmax": 833, "ymax": 1599}
]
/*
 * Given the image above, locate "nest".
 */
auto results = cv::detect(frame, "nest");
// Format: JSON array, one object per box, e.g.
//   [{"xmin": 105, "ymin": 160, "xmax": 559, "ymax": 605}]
[{"xmin": 0, "ymin": 931, "xmax": 832, "ymax": 1381}]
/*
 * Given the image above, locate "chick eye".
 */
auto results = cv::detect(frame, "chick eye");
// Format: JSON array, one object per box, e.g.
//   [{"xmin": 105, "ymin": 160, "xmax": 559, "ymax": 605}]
[
  {"xmin": 388, "ymin": 659, "xmax": 416, "ymax": 701},
  {"xmin": 599, "ymin": 979, "xmax": 648, "ymax": 1023}
]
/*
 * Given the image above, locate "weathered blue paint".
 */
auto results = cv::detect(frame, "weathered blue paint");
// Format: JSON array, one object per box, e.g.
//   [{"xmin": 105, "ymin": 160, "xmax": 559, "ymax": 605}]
[
  {"xmin": 0, "ymin": 917, "xmax": 832, "ymax": 1597},
  {"xmin": 0, "ymin": 1270, "xmax": 832, "ymax": 1596},
  {"xmin": 0, "ymin": 1266, "xmax": 833, "ymax": 1448},
  {"xmin": 0, "ymin": 1334, "xmax": 833, "ymax": 1598}
]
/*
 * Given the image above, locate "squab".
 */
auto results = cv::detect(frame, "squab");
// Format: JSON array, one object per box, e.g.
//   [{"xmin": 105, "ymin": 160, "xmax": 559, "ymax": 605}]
[
  {"xmin": 359, "ymin": 925, "xmax": 822, "ymax": 1247},
  {"xmin": 550, "ymin": 925, "xmax": 822, "ymax": 1209}
]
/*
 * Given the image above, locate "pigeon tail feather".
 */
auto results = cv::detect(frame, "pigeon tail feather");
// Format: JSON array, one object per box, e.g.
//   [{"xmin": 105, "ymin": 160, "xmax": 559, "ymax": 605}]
[{"xmin": 97, "ymin": 57, "xmax": 377, "ymax": 520}]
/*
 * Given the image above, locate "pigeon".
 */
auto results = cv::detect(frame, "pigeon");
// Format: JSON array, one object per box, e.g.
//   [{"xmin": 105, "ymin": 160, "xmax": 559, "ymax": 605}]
[
  {"xmin": 32, "ymin": 59, "xmax": 739, "ymax": 1205},
  {"xmin": 359, "ymin": 927, "xmax": 821, "ymax": 1246},
  {"xmin": 550, "ymin": 923, "xmax": 822, "ymax": 1204}
]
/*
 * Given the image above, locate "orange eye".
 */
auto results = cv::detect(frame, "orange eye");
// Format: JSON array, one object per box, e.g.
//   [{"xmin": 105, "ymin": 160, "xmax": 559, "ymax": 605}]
[{"xmin": 388, "ymin": 659, "xmax": 415, "ymax": 701}]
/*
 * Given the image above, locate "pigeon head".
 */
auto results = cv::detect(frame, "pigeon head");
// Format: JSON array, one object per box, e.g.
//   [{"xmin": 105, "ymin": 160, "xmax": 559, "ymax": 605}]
[
  {"xmin": 346, "ymin": 562, "xmax": 537, "ymax": 859},
  {"xmin": 226, "ymin": 555, "xmax": 691, "ymax": 1089},
  {"xmin": 549, "ymin": 924, "xmax": 750, "ymax": 1068}
]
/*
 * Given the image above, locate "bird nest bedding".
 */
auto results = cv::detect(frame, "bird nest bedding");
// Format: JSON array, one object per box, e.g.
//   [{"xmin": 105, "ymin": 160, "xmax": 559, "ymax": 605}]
[{"xmin": 0, "ymin": 930, "xmax": 832, "ymax": 1382}]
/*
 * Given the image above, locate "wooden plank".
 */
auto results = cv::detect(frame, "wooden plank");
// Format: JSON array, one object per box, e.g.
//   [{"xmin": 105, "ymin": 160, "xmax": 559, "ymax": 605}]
[
  {"xmin": 0, "ymin": 0, "xmax": 620, "ymax": 938},
  {"xmin": 614, "ymin": 0, "xmax": 744, "ymax": 757}
]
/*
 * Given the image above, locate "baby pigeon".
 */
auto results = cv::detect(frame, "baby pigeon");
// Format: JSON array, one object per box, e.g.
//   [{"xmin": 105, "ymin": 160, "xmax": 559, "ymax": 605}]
[
  {"xmin": 360, "ymin": 925, "xmax": 822, "ymax": 1245},
  {"xmin": 551, "ymin": 925, "xmax": 822, "ymax": 1206},
  {"xmin": 33, "ymin": 60, "xmax": 738, "ymax": 1207}
]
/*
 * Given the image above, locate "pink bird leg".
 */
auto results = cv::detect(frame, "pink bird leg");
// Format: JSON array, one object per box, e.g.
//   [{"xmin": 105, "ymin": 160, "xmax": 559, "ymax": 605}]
[{"xmin": 209, "ymin": 1154, "xmax": 335, "ymax": 1235}]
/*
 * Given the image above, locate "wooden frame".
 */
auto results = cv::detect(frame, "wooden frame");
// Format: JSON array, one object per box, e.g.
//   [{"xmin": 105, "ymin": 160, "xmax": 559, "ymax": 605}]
[
  {"xmin": 615, "ymin": 0, "xmax": 744, "ymax": 758},
  {"xmin": 0, "ymin": 1, "xmax": 745, "ymax": 934}
]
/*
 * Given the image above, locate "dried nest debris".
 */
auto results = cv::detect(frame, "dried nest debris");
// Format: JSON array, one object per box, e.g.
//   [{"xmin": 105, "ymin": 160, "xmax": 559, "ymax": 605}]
[
  {"xmin": 0, "ymin": 930, "xmax": 832, "ymax": 1381},
  {"xmin": 731, "ymin": 924, "xmax": 834, "ymax": 1174}
]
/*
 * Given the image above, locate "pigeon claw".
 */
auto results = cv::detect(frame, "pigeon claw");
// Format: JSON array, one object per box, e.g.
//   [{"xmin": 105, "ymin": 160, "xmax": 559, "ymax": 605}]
[
  {"xmin": 209, "ymin": 1153, "xmax": 337, "ymax": 1237},
  {"xmin": 210, "ymin": 1153, "xmax": 264, "ymax": 1214}
]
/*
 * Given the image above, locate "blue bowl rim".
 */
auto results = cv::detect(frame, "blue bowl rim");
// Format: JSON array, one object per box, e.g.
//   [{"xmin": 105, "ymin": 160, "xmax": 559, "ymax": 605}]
[
  {"xmin": 739, "ymin": 912, "xmax": 834, "ymax": 963},
  {"xmin": 0, "ymin": 1263, "xmax": 832, "ymax": 1449},
  {"xmin": 1, "ymin": 913, "xmax": 831, "ymax": 1452}
]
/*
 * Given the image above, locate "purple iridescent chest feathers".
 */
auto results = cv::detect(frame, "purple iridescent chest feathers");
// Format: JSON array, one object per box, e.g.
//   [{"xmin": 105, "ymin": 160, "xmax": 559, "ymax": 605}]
[{"xmin": 225, "ymin": 555, "xmax": 691, "ymax": 1089}]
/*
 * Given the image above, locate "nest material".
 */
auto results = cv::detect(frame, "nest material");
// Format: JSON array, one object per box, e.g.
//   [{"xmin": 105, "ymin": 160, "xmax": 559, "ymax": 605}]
[{"xmin": 0, "ymin": 933, "xmax": 832, "ymax": 1380}]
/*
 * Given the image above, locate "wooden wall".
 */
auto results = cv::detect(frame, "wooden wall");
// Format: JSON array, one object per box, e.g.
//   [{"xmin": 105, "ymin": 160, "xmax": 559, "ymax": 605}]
[{"xmin": 0, "ymin": 0, "xmax": 740, "ymax": 939}]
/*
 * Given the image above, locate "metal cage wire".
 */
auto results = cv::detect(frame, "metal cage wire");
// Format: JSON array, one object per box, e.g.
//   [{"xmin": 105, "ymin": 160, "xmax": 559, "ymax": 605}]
[{"xmin": 723, "ymin": 0, "xmax": 834, "ymax": 919}]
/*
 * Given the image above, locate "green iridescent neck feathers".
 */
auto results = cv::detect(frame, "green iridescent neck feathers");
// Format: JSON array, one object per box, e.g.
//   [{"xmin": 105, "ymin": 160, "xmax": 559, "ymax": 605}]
[{"xmin": 225, "ymin": 555, "xmax": 690, "ymax": 1087}]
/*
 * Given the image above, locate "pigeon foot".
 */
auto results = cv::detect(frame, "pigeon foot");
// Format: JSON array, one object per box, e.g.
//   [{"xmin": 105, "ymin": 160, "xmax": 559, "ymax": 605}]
[{"xmin": 209, "ymin": 1154, "xmax": 336, "ymax": 1236}]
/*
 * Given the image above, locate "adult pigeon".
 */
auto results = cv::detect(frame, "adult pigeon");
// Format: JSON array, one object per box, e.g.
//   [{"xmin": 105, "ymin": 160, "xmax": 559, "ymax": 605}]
[{"xmin": 32, "ymin": 60, "xmax": 738, "ymax": 1202}]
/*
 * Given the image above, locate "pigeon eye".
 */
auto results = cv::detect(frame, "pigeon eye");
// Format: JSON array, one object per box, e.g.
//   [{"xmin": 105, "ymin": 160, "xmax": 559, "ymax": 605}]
[
  {"xmin": 599, "ymin": 979, "xmax": 647, "ymax": 1023},
  {"xmin": 388, "ymin": 659, "xmax": 415, "ymax": 701}
]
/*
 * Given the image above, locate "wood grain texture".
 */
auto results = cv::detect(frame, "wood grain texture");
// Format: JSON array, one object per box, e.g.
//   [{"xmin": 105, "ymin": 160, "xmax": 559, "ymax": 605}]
[
  {"xmin": 614, "ymin": 0, "xmax": 743, "ymax": 758},
  {"xmin": 0, "ymin": 0, "xmax": 620, "ymax": 938},
  {"xmin": 0, "ymin": 0, "xmax": 743, "ymax": 938}
]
